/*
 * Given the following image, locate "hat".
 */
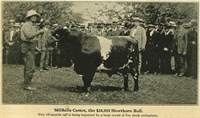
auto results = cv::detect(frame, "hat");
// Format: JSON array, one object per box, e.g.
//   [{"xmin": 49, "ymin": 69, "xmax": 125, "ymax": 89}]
[
  {"xmin": 139, "ymin": 18, "xmax": 145, "ymax": 23},
  {"xmin": 183, "ymin": 23, "xmax": 191, "ymax": 28},
  {"xmin": 132, "ymin": 17, "xmax": 141, "ymax": 22},
  {"xmin": 53, "ymin": 24, "xmax": 58, "ymax": 27},
  {"xmin": 71, "ymin": 24, "xmax": 77, "ymax": 28},
  {"xmin": 124, "ymin": 22, "xmax": 130, "ymax": 28},
  {"xmin": 88, "ymin": 23, "xmax": 93, "ymax": 26},
  {"xmin": 44, "ymin": 21, "xmax": 50, "ymax": 25},
  {"xmin": 97, "ymin": 25, "xmax": 103, "ymax": 28},
  {"xmin": 147, "ymin": 24, "xmax": 155, "ymax": 28},
  {"xmin": 168, "ymin": 21, "xmax": 177, "ymax": 27},
  {"xmin": 9, "ymin": 20, "xmax": 15, "ymax": 23},
  {"xmin": 190, "ymin": 19, "xmax": 197, "ymax": 26},
  {"xmin": 79, "ymin": 24, "xmax": 85, "ymax": 28},
  {"xmin": 25, "ymin": 10, "xmax": 41, "ymax": 19},
  {"xmin": 13, "ymin": 23, "xmax": 21, "ymax": 27}
]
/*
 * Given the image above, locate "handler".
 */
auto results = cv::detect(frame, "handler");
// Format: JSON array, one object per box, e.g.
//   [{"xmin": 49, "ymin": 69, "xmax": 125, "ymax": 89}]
[{"xmin": 21, "ymin": 10, "xmax": 44, "ymax": 90}]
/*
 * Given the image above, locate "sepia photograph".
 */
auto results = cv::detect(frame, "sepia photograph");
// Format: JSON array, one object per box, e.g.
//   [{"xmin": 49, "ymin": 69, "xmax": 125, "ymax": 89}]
[{"xmin": 0, "ymin": 1, "xmax": 199, "ymax": 117}]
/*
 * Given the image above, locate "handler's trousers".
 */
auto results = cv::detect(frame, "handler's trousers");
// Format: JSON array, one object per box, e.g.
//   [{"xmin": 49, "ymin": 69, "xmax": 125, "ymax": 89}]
[{"xmin": 23, "ymin": 50, "xmax": 35, "ymax": 87}]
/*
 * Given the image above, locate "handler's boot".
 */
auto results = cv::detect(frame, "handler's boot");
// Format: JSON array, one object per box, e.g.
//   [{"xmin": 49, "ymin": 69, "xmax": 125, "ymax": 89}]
[{"xmin": 24, "ymin": 86, "xmax": 37, "ymax": 91}]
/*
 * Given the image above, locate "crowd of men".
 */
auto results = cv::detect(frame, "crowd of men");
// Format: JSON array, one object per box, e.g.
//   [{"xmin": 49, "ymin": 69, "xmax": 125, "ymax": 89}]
[{"xmin": 3, "ymin": 10, "xmax": 198, "ymax": 90}]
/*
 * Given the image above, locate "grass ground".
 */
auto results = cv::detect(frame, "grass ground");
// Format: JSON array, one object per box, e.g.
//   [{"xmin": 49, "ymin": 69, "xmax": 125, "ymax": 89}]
[{"xmin": 2, "ymin": 65, "xmax": 198, "ymax": 105}]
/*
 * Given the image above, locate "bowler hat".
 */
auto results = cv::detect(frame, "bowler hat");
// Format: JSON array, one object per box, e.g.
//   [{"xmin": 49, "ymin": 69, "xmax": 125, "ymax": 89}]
[
  {"xmin": 53, "ymin": 24, "xmax": 58, "ymax": 27},
  {"xmin": 190, "ymin": 19, "xmax": 197, "ymax": 26},
  {"xmin": 132, "ymin": 17, "xmax": 141, "ymax": 22},
  {"xmin": 44, "ymin": 21, "xmax": 50, "ymax": 25},
  {"xmin": 168, "ymin": 21, "xmax": 177, "ymax": 27},
  {"xmin": 25, "ymin": 10, "xmax": 41, "ymax": 19},
  {"xmin": 147, "ymin": 24, "xmax": 155, "ymax": 28},
  {"xmin": 97, "ymin": 25, "xmax": 103, "ymax": 28},
  {"xmin": 183, "ymin": 23, "xmax": 191, "ymax": 28},
  {"xmin": 139, "ymin": 18, "xmax": 145, "ymax": 23},
  {"xmin": 9, "ymin": 20, "xmax": 15, "ymax": 23},
  {"xmin": 13, "ymin": 23, "xmax": 21, "ymax": 27}
]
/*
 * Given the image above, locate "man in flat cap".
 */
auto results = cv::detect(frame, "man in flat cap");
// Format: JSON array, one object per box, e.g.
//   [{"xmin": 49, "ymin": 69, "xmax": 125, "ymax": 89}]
[
  {"xmin": 130, "ymin": 17, "xmax": 147, "ymax": 74},
  {"xmin": 21, "ymin": 10, "xmax": 44, "ymax": 90},
  {"xmin": 173, "ymin": 21, "xmax": 188, "ymax": 77}
]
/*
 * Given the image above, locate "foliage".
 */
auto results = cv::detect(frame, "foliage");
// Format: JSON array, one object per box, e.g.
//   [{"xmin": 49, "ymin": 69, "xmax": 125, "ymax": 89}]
[
  {"xmin": 95, "ymin": 2, "xmax": 198, "ymax": 24},
  {"xmin": 2, "ymin": 2, "xmax": 84, "ymax": 30}
]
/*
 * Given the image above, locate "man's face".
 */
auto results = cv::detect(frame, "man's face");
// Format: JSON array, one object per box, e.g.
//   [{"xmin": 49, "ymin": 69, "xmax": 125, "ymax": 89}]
[
  {"xmin": 30, "ymin": 15, "xmax": 38, "ymax": 22},
  {"xmin": 10, "ymin": 22, "xmax": 14, "ymax": 27},
  {"xmin": 155, "ymin": 25, "xmax": 159, "ymax": 29},
  {"xmin": 133, "ymin": 21, "xmax": 140, "ymax": 26}
]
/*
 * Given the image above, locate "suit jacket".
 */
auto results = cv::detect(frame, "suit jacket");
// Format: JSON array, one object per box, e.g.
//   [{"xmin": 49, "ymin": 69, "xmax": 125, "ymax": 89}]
[
  {"xmin": 160, "ymin": 31, "xmax": 174, "ymax": 52},
  {"xmin": 187, "ymin": 28, "xmax": 197, "ymax": 52},
  {"xmin": 38, "ymin": 27, "xmax": 52, "ymax": 50},
  {"xmin": 173, "ymin": 28, "xmax": 188, "ymax": 54},
  {"xmin": 146, "ymin": 29, "xmax": 159, "ymax": 50},
  {"xmin": 120, "ymin": 30, "xmax": 130, "ymax": 36},
  {"xmin": 130, "ymin": 25, "xmax": 147, "ymax": 51},
  {"xmin": 4, "ymin": 28, "xmax": 16, "ymax": 47},
  {"xmin": 107, "ymin": 29, "xmax": 121, "ymax": 36}
]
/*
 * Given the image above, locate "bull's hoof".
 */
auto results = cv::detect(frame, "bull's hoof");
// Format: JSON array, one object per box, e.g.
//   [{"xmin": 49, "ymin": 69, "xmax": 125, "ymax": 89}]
[
  {"xmin": 82, "ymin": 87, "xmax": 91, "ymax": 93},
  {"xmin": 122, "ymin": 88, "xmax": 130, "ymax": 92},
  {"xmin": 133, "ymin": 88, "xmax": 139, "ymax": 93}
]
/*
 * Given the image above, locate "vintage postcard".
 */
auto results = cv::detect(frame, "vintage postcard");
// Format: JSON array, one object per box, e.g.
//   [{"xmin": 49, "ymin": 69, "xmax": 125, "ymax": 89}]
[{"xmin": 0, "ymin": 0, "xmax": 199, "ymax": 118}]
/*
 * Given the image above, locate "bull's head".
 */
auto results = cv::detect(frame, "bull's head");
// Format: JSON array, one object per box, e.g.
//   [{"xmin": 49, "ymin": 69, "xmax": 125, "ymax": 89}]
[{"xmin": 53, "ymin": 28, "xmax": 84, "ymax": 66}]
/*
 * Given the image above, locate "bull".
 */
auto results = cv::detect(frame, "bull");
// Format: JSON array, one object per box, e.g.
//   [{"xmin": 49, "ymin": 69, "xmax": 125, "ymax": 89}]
[{"xmin": 53, "ymin": 28, "xmax": 139, "ymax": 92}]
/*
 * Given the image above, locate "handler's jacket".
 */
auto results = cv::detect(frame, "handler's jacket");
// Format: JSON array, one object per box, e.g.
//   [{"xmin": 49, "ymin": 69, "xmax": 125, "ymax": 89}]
[
  {"xmin": 130, "ymin": 25, "xmax": 147, "ymax": 51},
  {"xmin": 21, "ymin": 21, "xmax": 39, "ymax": 53}
]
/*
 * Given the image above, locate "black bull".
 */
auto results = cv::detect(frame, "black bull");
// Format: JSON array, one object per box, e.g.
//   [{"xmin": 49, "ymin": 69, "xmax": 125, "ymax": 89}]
[{"xmin": 53, "ymin": 28, "xmax": 139, "ymax": 92}]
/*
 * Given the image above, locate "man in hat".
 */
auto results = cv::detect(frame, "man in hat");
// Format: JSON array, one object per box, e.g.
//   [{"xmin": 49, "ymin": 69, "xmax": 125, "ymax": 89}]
[
  {"xmin": 186, "ymin": 19, "xmax": 197, "ymax": 78},
  {"xmin": 11, "ymin": 23, "xmax": 23, "ymax": 64},
  {"xmin": 143, "ymin": 24, "xmax": 160, "ymax": 74},
  {"xmin": 173, "ymin": 21, "xmax": 188, "ymax": 76},
  {"xmin": 21, "ymin": 10, "xmax": 44, "ymax": 90},
  {"xmin": 120, "ymin": 22, "xmax": 130, "ymax": 36},
  {"xmin": 159, "ymin": 21, "xmax": 175, "ymax": 74},
  {"xmin": 93, "ymin": 24, "xmax": 106, "ymax": 36},
  {"xmin": 38, "ymin": 21, "xmax": 54, "ymax": 72},
  {"xmin": 4, "ymin": 19, "xmax": 15, "ymax": 64},
  {"xmin": 130, "ymin": 17, "xmax": 147, "ymax": 74}
]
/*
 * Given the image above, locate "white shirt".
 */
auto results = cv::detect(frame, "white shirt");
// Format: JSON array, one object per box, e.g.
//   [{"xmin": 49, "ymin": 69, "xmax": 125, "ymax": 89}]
[{"xmin": 131, "ymin": 26, "xmax": 138, "ymax": 38}]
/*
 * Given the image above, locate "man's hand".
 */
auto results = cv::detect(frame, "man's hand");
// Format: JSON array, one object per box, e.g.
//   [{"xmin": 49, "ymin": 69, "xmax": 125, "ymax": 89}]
[
  {"xmin": 140, "ymin": 47, "xmax": 145, "ymax": 51},
  {"xmin": 164, "ymin": 47, "xmax": 168, "ymax": 51},
  {"xmin": 192, "ymin": 41, "xmax": 196, "ymax": 45},
  {"xmin": 37, "ymin": 29, "xmax": 44, "ymax": 35},
  {"xmin": 183, "ymin": 52, "xmax": 187, "ymax": 55}
]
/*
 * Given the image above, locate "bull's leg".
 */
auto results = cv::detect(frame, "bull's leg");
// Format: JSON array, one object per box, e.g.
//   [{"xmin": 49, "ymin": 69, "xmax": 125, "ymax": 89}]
[
  {"xmin": 82, "ymin": 72, "xmax": 95, "ymax": 92},
  {"xmin": 121, "ymin": 68, "xmax": 129, "ymax": 91},
  {"xmin": 122, "ymin": 73, "xmax": 129, "ymax": 91},
  {"xmin": 131, "ymin": 68, "xmax": 139, "ymax": 92},
  {"xmin": 130, "ymin": 44, "xmax": 139, "ymax": 92}
]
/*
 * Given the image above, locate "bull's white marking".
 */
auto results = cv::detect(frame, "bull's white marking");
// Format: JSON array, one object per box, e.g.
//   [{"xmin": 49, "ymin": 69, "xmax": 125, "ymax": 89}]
[{"xmin": 96, "ymin": 36, "xmax": 113, "ymax": 60}]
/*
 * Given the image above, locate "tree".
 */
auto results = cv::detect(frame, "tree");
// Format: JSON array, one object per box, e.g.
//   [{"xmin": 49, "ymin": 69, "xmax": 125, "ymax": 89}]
[
  {"xmin": 2, "ymin": 1, "xmax": 85, "ymax": 31},
  {"xmin": 97, "ymin": 2, "xmax": 198, "ymax": 24}
]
